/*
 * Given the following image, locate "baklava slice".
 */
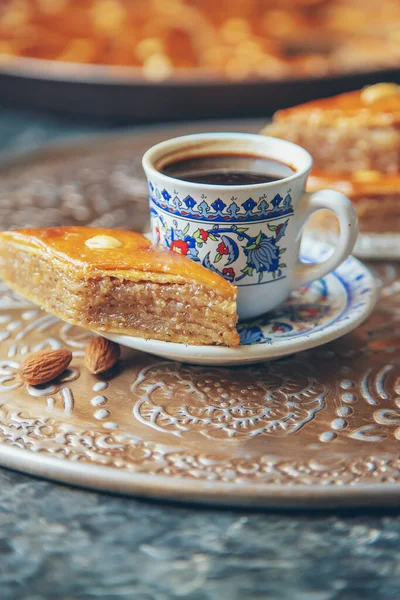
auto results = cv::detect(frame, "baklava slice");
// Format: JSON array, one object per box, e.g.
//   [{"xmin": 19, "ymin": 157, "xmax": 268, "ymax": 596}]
[
  {"xmin": 262, "ymin": 83, "xmax": 400, "ymax": 174},
  {"xmin": 306, "ymin": 170, "xmax": 400, "ymax": 234},
  {"xmin": 0, "ymin": 227, "xmax": 239, "ymax": 347}
]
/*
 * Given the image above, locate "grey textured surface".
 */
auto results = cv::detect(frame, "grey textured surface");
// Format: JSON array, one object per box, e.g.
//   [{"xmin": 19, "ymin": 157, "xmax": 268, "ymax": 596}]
[
  {"xmin": 1, "ymin": 107, "xmax": 400, "ymax": 600},
  {"xmin": 2, "ymin": 467, "xmax": 400, "ymax": 600}
]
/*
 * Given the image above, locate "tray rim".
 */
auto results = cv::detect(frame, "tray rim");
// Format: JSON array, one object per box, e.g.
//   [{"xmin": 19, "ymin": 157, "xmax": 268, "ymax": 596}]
[{"xmin": 1, "ymin": 442, "xmax": 400, "ymax": 508}]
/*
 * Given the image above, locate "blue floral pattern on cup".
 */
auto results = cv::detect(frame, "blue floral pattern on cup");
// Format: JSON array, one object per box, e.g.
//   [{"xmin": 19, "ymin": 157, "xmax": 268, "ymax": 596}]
[
  {"xmin": 149, "ymin": 182, "xmax": 294, "ymax": 223},
  {"xmin": 153, "ymin": 211, "xmax": 289, "ymax": 284}
]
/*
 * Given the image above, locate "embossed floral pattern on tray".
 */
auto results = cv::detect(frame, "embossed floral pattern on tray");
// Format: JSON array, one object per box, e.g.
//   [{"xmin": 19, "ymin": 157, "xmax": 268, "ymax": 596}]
[{"xmin": 2, "ymin": 401, "xmax": 400, "ymax": 487}]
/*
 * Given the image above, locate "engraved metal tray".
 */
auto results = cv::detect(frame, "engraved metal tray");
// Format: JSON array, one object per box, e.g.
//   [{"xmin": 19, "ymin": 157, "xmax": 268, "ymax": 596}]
[{"xmin": 0, "ymin": 121, "xmax": 400, "ymax": 508}]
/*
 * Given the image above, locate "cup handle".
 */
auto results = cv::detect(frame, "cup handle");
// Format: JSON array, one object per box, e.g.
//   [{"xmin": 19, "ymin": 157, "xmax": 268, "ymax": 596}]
[{"xmin": 292, "ymin": 189, "xmax": 359, "ymax": 289}]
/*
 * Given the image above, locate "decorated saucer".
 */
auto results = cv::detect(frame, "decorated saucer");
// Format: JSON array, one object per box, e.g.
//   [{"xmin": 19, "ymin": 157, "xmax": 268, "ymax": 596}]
[{"xmin": 103, "ymin": 239, "xmax": 377, "ymax": 366}]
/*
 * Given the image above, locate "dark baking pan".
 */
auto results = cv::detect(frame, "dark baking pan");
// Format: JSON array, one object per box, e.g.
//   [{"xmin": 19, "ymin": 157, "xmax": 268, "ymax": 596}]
[{"xmin": 0, "ymin": 58, "xmax": 399, "ymax": 121}]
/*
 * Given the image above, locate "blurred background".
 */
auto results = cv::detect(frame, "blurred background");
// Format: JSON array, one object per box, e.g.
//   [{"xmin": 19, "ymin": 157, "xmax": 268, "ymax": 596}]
[{"xmin": 0, "ymin": 0, "xmax": 399, "ymax": 121}]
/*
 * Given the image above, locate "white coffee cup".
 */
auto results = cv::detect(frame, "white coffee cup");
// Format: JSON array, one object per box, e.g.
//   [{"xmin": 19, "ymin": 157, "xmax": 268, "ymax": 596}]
[{"xmin": 142, "ymin": 132, "xmax": 358, "ymax": 320}]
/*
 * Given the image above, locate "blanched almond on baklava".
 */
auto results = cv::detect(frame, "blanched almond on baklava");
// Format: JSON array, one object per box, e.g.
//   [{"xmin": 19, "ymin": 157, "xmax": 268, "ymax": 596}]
[
  {"xmin": 262, "ymin": 83, "xmax": 400, "ymax": 174},
  {"xmin": 0, "ymin": 227, "xmax": 239, "ymax": 347}
]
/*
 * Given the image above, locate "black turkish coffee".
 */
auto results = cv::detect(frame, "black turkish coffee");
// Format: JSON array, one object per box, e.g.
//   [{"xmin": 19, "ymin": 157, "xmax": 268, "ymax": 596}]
[{"xmin": 161, "ymin": 153, "xmax": 296, "ymax": 186}]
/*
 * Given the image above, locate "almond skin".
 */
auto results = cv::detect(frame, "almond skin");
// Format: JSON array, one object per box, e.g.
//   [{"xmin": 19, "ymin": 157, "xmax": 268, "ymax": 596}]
[
  {"xmin": 19, "ymin": 349, "xmax": 73, "ymax": 385},
  {"xmin": 85, "ymin": 337, "xmax": 120, "ymax": 375}
]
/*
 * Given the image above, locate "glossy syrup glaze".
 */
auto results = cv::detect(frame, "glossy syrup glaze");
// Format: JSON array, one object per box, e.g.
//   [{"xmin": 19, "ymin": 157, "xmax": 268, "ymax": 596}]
[
  {"xmin": 307, "ymin": 170, "xmax": 400, "ymax": 199},
  {"xmin": 275, "ymin": 87, "xmax": 400, "ymax": 126},
  {"xmin": 0, "ymin": 227, "xmax": 235, "ymax": 297}
]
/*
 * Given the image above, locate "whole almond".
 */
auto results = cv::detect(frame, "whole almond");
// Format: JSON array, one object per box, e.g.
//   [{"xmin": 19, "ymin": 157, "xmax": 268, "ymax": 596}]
[
  {"xmin": 19, "ymin": 349, "xmax": 73, "ymax": 385},
  {"xmin": 85, "ymin": 337, "xmax": 120, "ymax": 375}
]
